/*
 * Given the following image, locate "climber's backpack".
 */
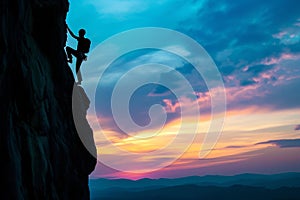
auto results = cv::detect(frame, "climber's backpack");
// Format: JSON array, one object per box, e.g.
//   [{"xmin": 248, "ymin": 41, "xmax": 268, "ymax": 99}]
[{"xmin": 82, "ymin": 38, "xmax": 91, "ymax": 53}]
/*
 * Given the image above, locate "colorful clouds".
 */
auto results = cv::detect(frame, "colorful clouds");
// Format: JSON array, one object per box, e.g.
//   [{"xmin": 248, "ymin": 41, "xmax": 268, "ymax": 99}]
[{"xmin": 67, "ymin": 0, "xmax": 300, "ymax": 179}]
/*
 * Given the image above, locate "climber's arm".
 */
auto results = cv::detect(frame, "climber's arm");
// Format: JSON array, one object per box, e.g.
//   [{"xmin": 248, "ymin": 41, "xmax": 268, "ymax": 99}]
[{"xmin": 67, "ymin": 25, "xmax": 79, "ymax": 40}]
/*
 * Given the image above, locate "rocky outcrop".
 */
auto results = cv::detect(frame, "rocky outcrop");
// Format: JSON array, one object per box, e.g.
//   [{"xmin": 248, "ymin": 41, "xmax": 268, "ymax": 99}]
[{"xmin": 0, "ymin": 0, "xmax": 97, "ymax": 199}]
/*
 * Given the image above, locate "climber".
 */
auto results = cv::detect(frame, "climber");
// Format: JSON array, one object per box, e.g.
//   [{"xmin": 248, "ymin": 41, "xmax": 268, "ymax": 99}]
[{"xmin": 66, "ymin": 25, "xmax": 91, "ymax": 84}]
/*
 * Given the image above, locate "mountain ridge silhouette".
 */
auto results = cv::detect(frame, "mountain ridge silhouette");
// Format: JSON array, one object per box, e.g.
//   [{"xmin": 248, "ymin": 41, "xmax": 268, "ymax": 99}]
[{"xmin": 90, "ymin": 172, "xmax": 300, "ymax": 199}]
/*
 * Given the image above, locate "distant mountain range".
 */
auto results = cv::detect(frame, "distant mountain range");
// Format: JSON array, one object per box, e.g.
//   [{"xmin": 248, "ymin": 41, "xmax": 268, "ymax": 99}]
[{"xmin": 89, "ymin": 172, "xmax": 300, "ymax": 199}]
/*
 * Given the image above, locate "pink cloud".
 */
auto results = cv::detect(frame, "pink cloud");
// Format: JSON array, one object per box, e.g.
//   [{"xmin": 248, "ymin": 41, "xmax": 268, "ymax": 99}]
[
  {"xmin": 272, "ymin": 24, "xmax": 300, "ymax": 45},
  {"xmin": 272, "ymin": 31, "xmax": 288, "ymax": 39},
  {"xmin": 261, "ymin": 53, "xmax": 300, "ymax": 65},
  {"xmin": 163, "ymin": 99, "xmax": 180, "ymax": 113}
]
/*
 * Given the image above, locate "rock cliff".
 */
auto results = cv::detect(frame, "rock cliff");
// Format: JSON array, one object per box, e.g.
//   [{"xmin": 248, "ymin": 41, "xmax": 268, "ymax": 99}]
[{"xmin": 0, "ymin": 0, "xmax": 97, "ymax": 199}]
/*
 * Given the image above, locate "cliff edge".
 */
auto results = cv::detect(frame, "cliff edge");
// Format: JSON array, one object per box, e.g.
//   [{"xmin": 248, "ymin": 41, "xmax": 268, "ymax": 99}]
[{"xmin": 0, "ymin": 0, "xmax": 97, "ymax": 199}]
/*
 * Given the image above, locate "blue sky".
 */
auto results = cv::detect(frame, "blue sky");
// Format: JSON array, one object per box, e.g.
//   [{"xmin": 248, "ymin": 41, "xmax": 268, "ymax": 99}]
[
  {"xmin": 67, "ymin": 0, "xmax": 300, "ymax": 96},
  {"xmin": 67, "ymin": 0, "xmax": 300, "ymax": 179}
]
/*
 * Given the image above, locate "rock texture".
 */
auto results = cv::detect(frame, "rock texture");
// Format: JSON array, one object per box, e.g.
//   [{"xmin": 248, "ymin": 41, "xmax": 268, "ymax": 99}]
[{"xmin": 0, "ymin": 0, "xmax": 97, "ymax": 199}]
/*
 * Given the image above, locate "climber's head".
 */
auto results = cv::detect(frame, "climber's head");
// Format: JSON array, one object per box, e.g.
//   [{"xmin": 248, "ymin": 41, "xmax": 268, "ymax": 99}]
[{"xmin": 79, "ymin": 29, "xmax": 86, "ymax": 38}]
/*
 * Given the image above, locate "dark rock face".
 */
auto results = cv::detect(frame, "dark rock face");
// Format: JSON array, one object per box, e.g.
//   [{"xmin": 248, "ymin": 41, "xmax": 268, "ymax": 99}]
[{"xmin": 0, "ymin": 0, "xmax": 97, "ymax": 199}]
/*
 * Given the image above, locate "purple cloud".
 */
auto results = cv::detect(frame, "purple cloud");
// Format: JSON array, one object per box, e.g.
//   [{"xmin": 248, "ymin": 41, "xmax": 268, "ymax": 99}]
[
  {"xmin": 295, "ymin": 125, "xmax": 300, "ymax": 131},
  {"xmin": 256, "ymin": 139, "xmax": 300, "ymax": 148}
]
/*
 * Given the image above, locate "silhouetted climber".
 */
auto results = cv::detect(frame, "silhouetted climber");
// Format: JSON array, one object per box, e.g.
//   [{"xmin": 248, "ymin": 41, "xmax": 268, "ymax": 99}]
[{"xmin": 66, "ymin": 25, "xmax": 91, "ymax": 84}]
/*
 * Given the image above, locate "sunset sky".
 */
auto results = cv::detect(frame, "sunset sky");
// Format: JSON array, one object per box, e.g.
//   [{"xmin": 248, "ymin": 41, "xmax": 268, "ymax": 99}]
[{"xmin": 67, "ymin": 0, "xmax": 300, "ymax": 179}]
